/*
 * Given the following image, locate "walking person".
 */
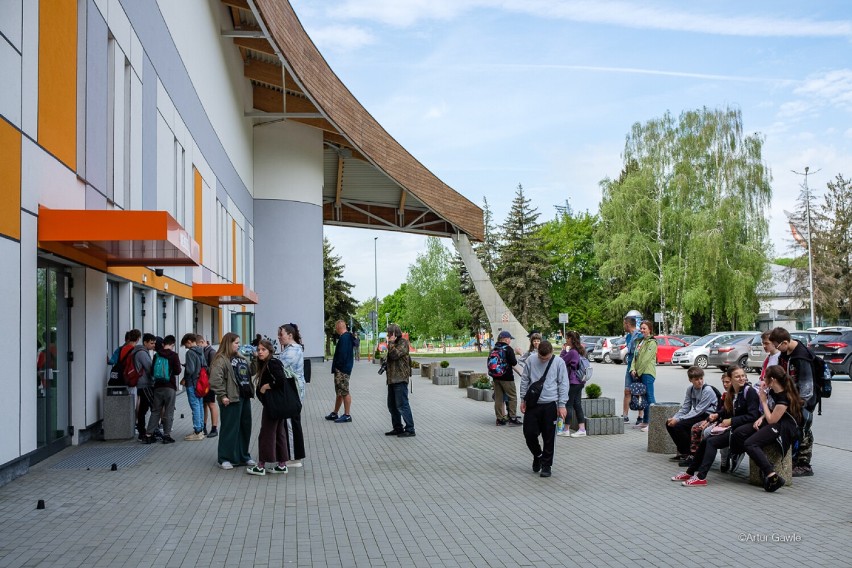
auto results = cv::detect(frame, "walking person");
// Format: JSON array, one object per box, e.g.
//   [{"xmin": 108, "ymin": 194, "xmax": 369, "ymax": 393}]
[
  {"xmin": 180, "ymin": 333, "xmax": 207, "ymax": 441},
  {"xmin": 519, "ymin": 340, "xmax": 568, "ymax": 478},
  {"xmin": 247, "ymin": 339, "xmax": 301, "ymax": 476},
  {"xmin": 559, "ymin": 331, "xmax": 588, "ymax": 437},
  {"xmin": 327, "ymin": 320, "xmax": 354, "ymax": 423},
  {"xmin": 197, "ymin": 335, "xmax": 219, "ymax": 438},
  {"xmin": 277, "ymin": 323, "xmax": 307, "ymax": 468},
  {"xmin": 384, "ymin": 324, "xmax": 415, "ymax": 437},
  {"xmin": 209, "ymin": 333, "xmax": 254, "ymax": 470},
  {"xmin": 630, "ymin": 321, "xmax": 657, "ymax": 432}
]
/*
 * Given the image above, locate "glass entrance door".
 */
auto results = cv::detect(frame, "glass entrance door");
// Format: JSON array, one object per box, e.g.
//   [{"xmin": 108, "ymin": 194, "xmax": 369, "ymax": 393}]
[{"xmin": 36, "ymin": 262, "xmax": 70, "ymax": 448}]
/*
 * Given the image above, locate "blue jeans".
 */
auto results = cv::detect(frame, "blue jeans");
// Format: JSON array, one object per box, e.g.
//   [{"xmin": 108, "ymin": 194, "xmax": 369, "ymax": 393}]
[
  {"xmin": 641, "ymin": 374, "xmax": 656, "ymax": 424},
  {"xmin": 387, "ymin": 383, "xmax": 415, "ymax": 433},
  {"xmin": 186, "ymin": 385, "xmax": 204, "ymax": 433}
]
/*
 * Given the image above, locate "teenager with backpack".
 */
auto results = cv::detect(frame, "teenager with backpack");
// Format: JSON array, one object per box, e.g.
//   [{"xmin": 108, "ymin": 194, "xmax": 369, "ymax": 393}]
[
  {"xmin": 672, "ymin": 365, "xmax": 760, "ymax": 485},
  {"xmin": 558, "ymin": 331, "xmax": 588, "ymax": 437},
  {"xmin": 133, "ymin": 334, "xmax": 156, "ymax": 441},
  {"xmin": 664, "ymin": 366, "xmax": 718, "ymax": 457},
  {"xmin": 181, "ymin": 333, "xmax": 207, "ymax": 441},
  {"xmin": 277, "ymin": 323, "xmax": 307, "ymax": 467},
  {"xmin": 143, "ymin": 335, "xmax": 182, "ymax": 444},
  {"xmin": 684, "ymin": 371, "xmax": 732, "ymax": 466},
  {"xmin": 769, "ymin": 327, "xmax": 816, "ymax": 477},
  {"xmin": 488, "ymin": 330, "xmax": 524, "ymax": 426},
  {"xmin": 197, "ymin": 335, "xmax": 219, "ymax": 438}
]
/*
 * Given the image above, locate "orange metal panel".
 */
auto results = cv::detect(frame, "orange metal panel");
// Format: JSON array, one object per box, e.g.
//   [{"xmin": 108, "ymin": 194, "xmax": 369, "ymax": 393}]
[
  {"xmin": 38, "ymin": 0, "xmax": 77, "ymax": 170},
  {"xmin": 0, "ymin": 119, "xmax": 21, "ymax": 240},
  {"xmin": 108, "ymin": 266, "xmax": 194, "ymax": 300},
  {"xmin": 193, "ymin": 168, "xmax": 203, "ymax": 264},
  {"xmin": 193, "ymin": 282, "xmax": 259, "ymax": 305},
  {"xmin": 38, "ymin": 207, "xmax": 201, "ymax": 266}
]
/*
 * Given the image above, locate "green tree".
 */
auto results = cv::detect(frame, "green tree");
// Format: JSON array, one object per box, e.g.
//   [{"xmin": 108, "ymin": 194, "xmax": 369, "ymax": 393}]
[
  {"xmin": 538, "ymin": 208, "xmax": 611, "ymax": 333},
  {"xmin": 323, "ymin": 237, "xmax": 357, "ymax": 355},
  {"xmin": 453, "ymin": 251, "xmax": 484, "ymax": 337},
  {"xmin": 380, "ymin": 284, "xmax": 410, "ymax": 334},
  {"xmin": 596, "ymin": 107, "xmax": 772, "ymax": 333},
  {"xmin": 477, "ymin": 196, "xmax": 499, "ymax": 277},
  {"xmin": 405, "ymin": 237, "xmax": 467, "ymax": 353},
  {"xmin": 824, "ymin": 174, "xmax": 852, "ymax": 322},
  {"xmin": 495, "ymin": 184, "xmax": 551, "ymax": 331}
]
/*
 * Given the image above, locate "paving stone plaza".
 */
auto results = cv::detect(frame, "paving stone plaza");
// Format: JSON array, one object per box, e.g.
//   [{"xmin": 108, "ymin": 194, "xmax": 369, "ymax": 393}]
[{"xmin": 1, "ymin": 359, "xmax": 850, "ymax": 567}]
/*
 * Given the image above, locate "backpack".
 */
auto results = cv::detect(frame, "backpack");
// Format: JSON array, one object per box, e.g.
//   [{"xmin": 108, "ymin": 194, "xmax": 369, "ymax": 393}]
[
  {"xmin": 703, "ymin": 384, "xmax": 723, "ymax": 413},
  {"xmin": 152, "ymin": 353, "xmax": 171, "ymax": 383},
  {"xmin": 191, "ymin": 350, "xmax": 210, "ymax": 397},
  {"xmin": 629, "ymin": 380, "xmax": 646, "ymax": 410},
  {"xmin": 123, "ymin": 347, "xmax": 143, "ymax": 387},
  {"xmin": 810, "ymin": 351, "xmax": 831, "ymax": 401},
  {"xmin": 575, "ymin": 356, "xmax": 593, "ymax": 383},
  {"xmin": 232, "ymin": 357, "xmax": 254, "ymax": 399},
  {"xmin": 108, "ymin": 348, "xmax": 131, "ymax": 386},
  {"xmin": 487, "ymin": 344, "xmax": 509, "ymax": 378}
]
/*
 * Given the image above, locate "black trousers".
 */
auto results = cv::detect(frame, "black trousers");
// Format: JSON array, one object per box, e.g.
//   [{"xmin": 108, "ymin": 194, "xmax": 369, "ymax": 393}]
[
  {"xmin": 689, "ymin": 432, "xmax": 730, "ymax": 479},
  {"xmin": 287, "ymin": 413, "xmax": 305, "ymax": 460},
  {"xmin": 523, "ymin": 401, "xmax": 558, "ymax": 467},
  {"xmin": 136, "ymin": 387, "xmax": 154, "ymax": 435},
  {"xmin": 666, "ymin": 413, "xmax": 708, "ymax": 455},
  {"xmin": 745, "ymin": 420, "xmax": 798, "ymax": 477}
]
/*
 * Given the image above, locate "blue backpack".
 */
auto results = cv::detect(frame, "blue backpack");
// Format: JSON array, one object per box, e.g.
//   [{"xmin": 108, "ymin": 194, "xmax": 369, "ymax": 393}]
[
  {"xmin": 152, "ymin": 354, "xmax": 171, "ymax": 383},
  {"xmin": 487, "ymin": 345, "xmax": 509, "ymax": 378},
  {"xmin": 629, "ymin": 380, "xmax": 646, "ymax": 410}
]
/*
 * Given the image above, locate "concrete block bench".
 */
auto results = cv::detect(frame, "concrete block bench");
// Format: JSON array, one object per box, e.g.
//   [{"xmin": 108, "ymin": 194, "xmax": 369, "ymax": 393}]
[
  {"xmin": 748, "ymin": 444, "xmax": 793, "ymax": 487},
  {"xmin": 458, "ymin": 371, "xmax": 474, "ymax": 388}
]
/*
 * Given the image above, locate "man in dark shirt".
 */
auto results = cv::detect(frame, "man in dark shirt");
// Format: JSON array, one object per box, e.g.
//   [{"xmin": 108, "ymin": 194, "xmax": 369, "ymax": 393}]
[
  {"xmin": 327, "ymin": 320, "xmax": 355, "ymax": 423},
  {"xmin": 490, "ymin": 331, "xmax": 524, "ymax": 426},
  {"xmin": 145, "ymin": 335, "xmax": 182, "ymax": 444}
]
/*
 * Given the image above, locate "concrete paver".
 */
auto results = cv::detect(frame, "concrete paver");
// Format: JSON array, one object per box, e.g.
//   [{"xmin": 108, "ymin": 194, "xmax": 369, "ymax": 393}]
[{"xmin": 0, "ymin": 358, "xmax": 850, "ymax": 567}]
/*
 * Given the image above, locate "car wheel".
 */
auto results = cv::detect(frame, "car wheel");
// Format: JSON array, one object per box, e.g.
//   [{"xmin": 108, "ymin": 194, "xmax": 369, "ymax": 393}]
[
  {"xmin": 737, "ymin": 355, "xmax": 750, "ymax": 373},
  {"xmin": 614, "ymin": 359, "xmax": 622, "ymax": 365},
  {"xmin": 695, "ymin": 355, "xmax": 709, "ymax": 369},
  {"xmin": 603, "ymin": 353, "xmax": 612, "ymax": 364},
  {"xmin": 681, "ymin": 365, "xmax": 690, "ymax": 369}
]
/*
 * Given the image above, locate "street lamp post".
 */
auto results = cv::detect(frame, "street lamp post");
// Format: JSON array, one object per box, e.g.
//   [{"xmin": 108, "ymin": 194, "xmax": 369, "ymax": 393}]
[{"xmin": 374, "ymin": 237, "xmax": 379, "ymax": 347}]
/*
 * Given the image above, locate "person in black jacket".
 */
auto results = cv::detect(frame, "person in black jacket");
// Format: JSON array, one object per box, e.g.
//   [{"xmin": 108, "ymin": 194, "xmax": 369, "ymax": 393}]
[
  {"xmin": 247, "ymin": 339, "xmax": 299, "ymax": 476},
  {"xmin": 672, "ymin": 365, "xmax": 760, "ymax": 486}
]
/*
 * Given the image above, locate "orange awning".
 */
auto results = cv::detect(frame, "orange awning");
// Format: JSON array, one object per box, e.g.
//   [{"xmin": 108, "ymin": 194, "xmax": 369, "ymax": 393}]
[
  {"xmin": 193, "ymin": 283, "xmax": 259, "ymax": 305},
  {"xmin": 38, "ymin": 207, "xmax": 201, "ymax": 267}
]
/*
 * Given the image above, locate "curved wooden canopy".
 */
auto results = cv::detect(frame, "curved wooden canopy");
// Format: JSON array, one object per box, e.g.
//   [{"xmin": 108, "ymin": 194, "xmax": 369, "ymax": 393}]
[{"xmin": 220, "ymin": 0, "xmax": 484, "ymax": 241}]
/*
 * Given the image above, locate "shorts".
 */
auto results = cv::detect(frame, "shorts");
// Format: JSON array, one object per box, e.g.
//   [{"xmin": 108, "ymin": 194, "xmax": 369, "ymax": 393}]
[
  {"xmin": 624, "ymin": 368, "xmax": 634, "ymax": 389},
  {"xmin": 334, "ymin": 370, "xmax": 351, "ymax": 397},
  {"xmin": 203, "ymin": 390, "xmax": 216, "ymax": 404}
]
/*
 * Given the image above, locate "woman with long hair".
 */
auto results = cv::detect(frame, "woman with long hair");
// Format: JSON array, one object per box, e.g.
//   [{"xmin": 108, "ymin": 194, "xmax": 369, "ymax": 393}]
[
  {"xmin": 744, "ymin": 365, "xmax": 803, "ymax": 492},
  {"xmin": 558, "ymin": 331, "xmax": 587, "ymax": 437},
  {"xmin": 247, "ymin": 339, "xmax": 299, "ymax": 476},
  {"xmin": 277, "ymin": 323, "xmax": 306, "ymax": 468},
  {"xmin": 519, "ymin": 332, "xmax": 542, "ymax": 366},
  {"xmin": 208, "ymin": 332, "xmax": 254, "ymax": 470},
  {"xmin": 630, "ymin": 321, "xmax": 657, "ymax": 432}
]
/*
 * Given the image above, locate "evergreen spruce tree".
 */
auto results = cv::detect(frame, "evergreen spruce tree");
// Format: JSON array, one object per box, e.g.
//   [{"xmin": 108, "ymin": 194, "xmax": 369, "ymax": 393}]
[
  {"xmin": 476, "ymin": 197, "xmax": 499, "ymax": 277},
  {"xmin": 323, "ymin": 237, "xmax": 357, "ymax": 355},
  {"xmin": 495, "ymin": 184, "xmax": 551, "ymax": 331},
  {"xmin": 824, "ymin": 174, "xmax": 852, "ymax": 322}
]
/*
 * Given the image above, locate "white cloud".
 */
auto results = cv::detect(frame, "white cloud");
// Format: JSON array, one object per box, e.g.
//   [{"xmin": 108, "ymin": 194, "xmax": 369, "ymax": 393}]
[
  {"xmin": 423, "ymin": 102, "xmax": 448, "ymax": 120},
  {"xmin": 793, "ymin": 69, "xmax": 852, "ymax": 110},
  {"xmin": 306, "ymin": 24, "xmax": 376, "ymax": 51}
]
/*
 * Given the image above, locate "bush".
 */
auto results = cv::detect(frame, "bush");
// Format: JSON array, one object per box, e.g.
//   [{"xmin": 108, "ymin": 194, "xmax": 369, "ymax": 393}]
[
  {"xmin": 584, "ymin": 383, "xmax": 602, "ymax": 399},
  {"xmin": 440, "ymin": 360, "xmax": 450, "ymax": 368},
  {"xmin": 374, "ymin": 349, "xmax": 382, "ymax": 359},
  {"xmin": 473, "ymin": 377, "xmax": 492, "ymax": 390},
  {"xmin": 410, "ymin": 359, "xmax": 421, "ymax": 369}
]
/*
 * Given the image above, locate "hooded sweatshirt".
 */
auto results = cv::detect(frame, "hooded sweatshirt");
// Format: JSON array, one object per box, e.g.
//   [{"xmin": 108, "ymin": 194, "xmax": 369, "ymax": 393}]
[{"xmin": 183, "ymin": 345, "xmax": 206, "ymax": 388}]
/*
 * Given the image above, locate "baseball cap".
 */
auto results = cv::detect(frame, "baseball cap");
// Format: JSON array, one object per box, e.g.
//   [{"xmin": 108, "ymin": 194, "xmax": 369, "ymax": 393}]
[{"xmin": 498, "ymin": 331, "xmax": 514, "ymax": 340}]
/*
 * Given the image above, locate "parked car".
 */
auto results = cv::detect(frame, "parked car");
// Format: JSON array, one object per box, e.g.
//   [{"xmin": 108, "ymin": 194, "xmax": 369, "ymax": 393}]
[
  {"xmin": 707, "ymin": 333, "xmax": 760, "ymax": 371},
  {"xmin": 670, "ymin": 331, "xmax": 755, "ymax": 369},
  {"xmin": 811, "ymin": 330, "xmax": 852, "ymax": 377},
  {"xmin": 806, "ymin": 326, "xmax": 852, "ymax": 334},
  {"xmin": 609, "ymin": 336, "xmax": 627, "ymax": 364},
  {"xmin": 591, "ymin": 336, "xmax": 620, "ymax": 363},
  {"xmin": 580, "ymin": 335, "xmax": 602, "ymax": 354},
  {"xmin": 746, "ymin": 331, "xmax": 815, "ymax": 372},
  {"xmin": 674, "ymin": 335, "xmax": 700, "ymax": 345},
  {"xmin": 655, "ymin": 335, "xmax": 690, "ymax": 364}
]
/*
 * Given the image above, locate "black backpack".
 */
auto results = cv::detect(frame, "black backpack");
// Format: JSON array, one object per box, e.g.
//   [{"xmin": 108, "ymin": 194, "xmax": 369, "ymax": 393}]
[
  {"xmin": 703, "ymin": 384, "xmax": 723, "ymax": 413},
  {"xmin": 809, "ymin": 350, "xmax": 831, "ymax": 401}
]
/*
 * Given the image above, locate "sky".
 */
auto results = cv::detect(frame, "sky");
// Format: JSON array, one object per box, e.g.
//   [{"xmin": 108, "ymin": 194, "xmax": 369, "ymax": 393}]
[{"xmin": 290, "ymin": 0, "xmax": 852, "ymax": 303}]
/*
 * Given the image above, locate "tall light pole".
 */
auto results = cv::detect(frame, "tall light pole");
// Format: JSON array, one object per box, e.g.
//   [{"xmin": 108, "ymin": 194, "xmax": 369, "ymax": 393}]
[
  {"xmin": 793, "ymin": 166, "xmax": 820, "ymax": 328},
  {"xmin": 374, "ymin": 237, "xmax": 379, "ymax": 344}
]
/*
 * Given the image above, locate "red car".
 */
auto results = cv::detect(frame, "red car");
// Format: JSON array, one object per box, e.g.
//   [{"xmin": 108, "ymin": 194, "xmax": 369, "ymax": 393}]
[{"xmin": 655, "ymin": 335, "xmax": 690, "ymax": 364}]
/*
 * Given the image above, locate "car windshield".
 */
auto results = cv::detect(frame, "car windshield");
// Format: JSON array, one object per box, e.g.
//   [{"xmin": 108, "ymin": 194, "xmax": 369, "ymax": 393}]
[{"xmin": 691, "ymin": 334, "xmax": 722, "ymax": 346}]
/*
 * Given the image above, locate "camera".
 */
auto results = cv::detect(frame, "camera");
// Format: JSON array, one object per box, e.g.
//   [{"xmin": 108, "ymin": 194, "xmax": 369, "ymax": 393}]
[{"xmin": 378, "ymin": 359, "xmax": 388, "ymax": 375}]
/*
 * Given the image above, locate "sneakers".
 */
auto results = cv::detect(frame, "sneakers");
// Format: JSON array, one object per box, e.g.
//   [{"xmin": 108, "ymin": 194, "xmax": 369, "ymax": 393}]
[
  {"xmin": 792, "ymin": 466, "xmax": 813, "ymax": 477},
  {"xmin": 334, "ymin": 414, "xmax": 352, "ymax": 423},
  {"xmin": 678, "ymin": 456, "xmax": 694, "ymax": 468},
  {"xmin": 640, "ymin": 425, "xmax": 649, "ymax": 432},
  {"xmin": 532, "ymin": 454, "xmax": 542, "ymax": 473},
  {"xmin": 681, "ymin": 476, "xmax": 707, "ymax": 487},
  {"xmin": 268, "ymin": 465, "xmax": 288, "ymax": 474},
  {"xmin": 385, "ymin": 429, "xmax": 404, "ymax": 436},
  {"xmin": 556, "ymin": 430, "xmax": 571, "ymax": 437},
  {"xmin": 219, "ymin": 461, "xmax": 234, "ymax": 470},
  {"xmin": 623, "ymin": 415, "xmax": 630, "ymax": 423},
  {"xmin": 184, "ymin": 431, "xmax": 205, "ymax": 441},
  {"xmin": 246, "ymin": 459, "xmax": 257, "ymax": 467},
  {"xmin": 397, "ymin": 431, "xmax": 416, "ymax": 437},
  {"xmin": 507, "ymin": 417, "xmax": 523, "ymax": 426},
  {"xmin": 631, "ymin": 423, "xmax": 645, "ymax": 430},
  {"xmin": 495, "ymin": 418, "xmax": 507, "ymax": 426},
  {"xmin": 246, "ymin": 466, "xmax": 266, "ymax": 476},
  {"xmin": 729, "ymin": 453, "xmax": 744, "ymax": 474},
  {"xmin": 325, "ymin": 412, "xmax": 339, "ymax": 421},
  {"xmin": 540, "ymin": 466, "xmax": 552, "ymax": 478},
  {"xmin": 720, "ymin": 456, "xmax": 730, "ymax": 473},
  {"xmin": 285, "ymin": 460, "xmax": 303, "ymax": 468},
  {"xmin": 671, "ymin": 472, "xmax": 692, "ymax": 481},
  {"xmin": 570, "ymin": 430, "xmax": 587, "ymax": 438},
  {"xmin": 161, "ymin": 435, "xmax": 176, "ymax": 444},
  {"xmin": 669, "ymin": 454, "xmax": 687, "ymax": 461},
  {"xmin": 206, "ymin": 427, "xmax": 218, "ymax": 438},
  {"xmin": 764, "ymin": 473, "xmax": 786, "ymax": 492}
]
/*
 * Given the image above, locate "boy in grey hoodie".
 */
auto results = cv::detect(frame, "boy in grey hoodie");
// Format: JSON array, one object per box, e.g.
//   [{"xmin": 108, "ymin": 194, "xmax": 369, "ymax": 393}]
[
  {"xmin": 181, "ymin": 333, "xmax": 207, "ymax": 440},
  {"xmin": 665, "ymin": 367, "xmax": 718, "ymax": 458}
]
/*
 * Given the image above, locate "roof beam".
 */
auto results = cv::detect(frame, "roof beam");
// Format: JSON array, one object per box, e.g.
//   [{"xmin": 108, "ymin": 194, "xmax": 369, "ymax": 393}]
[
  {"xmin": 221, "ymin": 0, "xmax": 250, "ymax": 9},
  {"xmin": 244, "ymin": 111, "xmax": 323, "ymax": 119},
  {"xmin": 335, "ymin": 156, "xmax": 344, "ymax": 209},
  {"xmin": 233, "ymin": 37, "xmax": 276, "ymax": 55},
  {"xmin": 221, "ymin": 29, "xmax": 265, "ymax": 38}
]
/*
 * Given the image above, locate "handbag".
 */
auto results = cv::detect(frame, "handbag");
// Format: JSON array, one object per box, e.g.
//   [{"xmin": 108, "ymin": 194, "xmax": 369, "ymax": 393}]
[
  {"xmin": 523, "ymin": 357, "xmax": 555, "ymax": 406},
  {"xmin": 263, "ymin": 364, "xmax": 302, "ymax": 420}
]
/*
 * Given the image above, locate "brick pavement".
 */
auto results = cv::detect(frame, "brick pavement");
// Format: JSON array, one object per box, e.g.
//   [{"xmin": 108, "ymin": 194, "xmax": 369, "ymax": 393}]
[{"xmin": 0, "ymin": 359, "xmax": 850, "ymax": 567}]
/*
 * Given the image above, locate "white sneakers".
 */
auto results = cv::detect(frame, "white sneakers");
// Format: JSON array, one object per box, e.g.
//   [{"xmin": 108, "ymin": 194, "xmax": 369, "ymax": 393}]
[
  {"xmin": 569, "ymin": 430, "xmax": 587, "ymax": 438},
  {"xmin": 184, "ymin": 431, "xmax": 205, "ymax": 441},
  {"xmin": 285, "ymin": 459, "xmax": 303, "ymax": 467},
  {"xmin": 219, "ymin": 461, "xmax": 234, "ymax": 470},
  {"xmin": 556, "ymin": 430, "xmax": 571, "ymax": 437}
]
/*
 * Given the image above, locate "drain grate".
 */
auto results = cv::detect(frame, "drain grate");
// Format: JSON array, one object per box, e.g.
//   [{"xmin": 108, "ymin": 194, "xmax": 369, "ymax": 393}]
[{"xmin": 50, "ymin": 446, "xmax": 153, "ymax": 470}]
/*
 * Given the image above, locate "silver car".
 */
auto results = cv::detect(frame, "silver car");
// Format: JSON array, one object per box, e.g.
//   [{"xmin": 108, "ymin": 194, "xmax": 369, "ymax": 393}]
[
  {"xmin": 591, "ymin": 336, "xmax": 620, "ymax": 363},
  {"xmin": 707, "ymin": 333, "xmax": 760, "ymax": 371},
  {"xmin": 746, "ymin": 331, "xmax": 815, "ymax": 372},
  {"xmin": 671, "ymin": 331, "xmax": 754, "ymax": 369}
]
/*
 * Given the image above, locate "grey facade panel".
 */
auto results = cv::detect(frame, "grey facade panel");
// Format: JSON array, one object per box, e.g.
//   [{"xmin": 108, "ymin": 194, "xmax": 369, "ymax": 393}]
[
  {"xmin": 216, "ymin": 178, "xmax": 227, "ymax": 207},
  {"xmin": 85, "ymin": 185, "xmax": 106, "ymax": 210},
  {"xmin": 253, "ymin": 199, "xmax": 324, "ymax": 360},
  {"xmin": 141, "ymin": 53, "xmax": 156, "ymax": 211},
  {"xmin": 119, "ymin": 0, "xmax": 253, "ymax": 225},
  {"xmin": 85, "ymin": 1, "xmax": 108, "ymax": 198}
]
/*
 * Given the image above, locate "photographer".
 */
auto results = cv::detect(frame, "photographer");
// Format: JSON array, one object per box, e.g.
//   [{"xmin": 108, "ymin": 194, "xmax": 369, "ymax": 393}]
[{"xmin": 383, "ymin": 324, "xmax": 415, "ymax": 438}]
